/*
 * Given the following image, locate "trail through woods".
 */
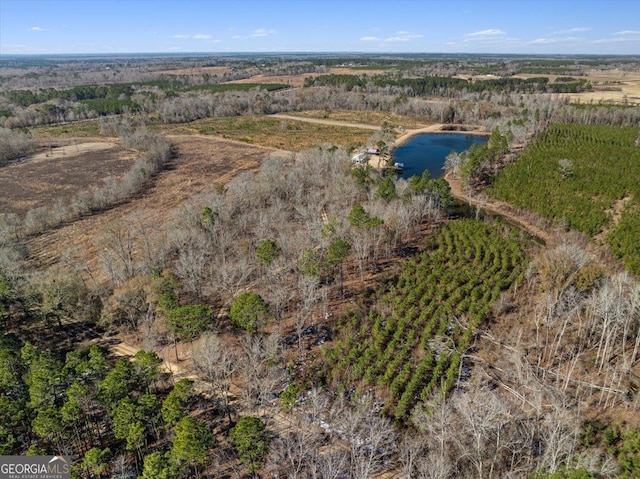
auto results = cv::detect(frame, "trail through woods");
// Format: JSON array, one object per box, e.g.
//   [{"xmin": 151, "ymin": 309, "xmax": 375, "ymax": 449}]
[{"xmin": 444, "ymin": 172, "xmax": 556, "ymax": 246}]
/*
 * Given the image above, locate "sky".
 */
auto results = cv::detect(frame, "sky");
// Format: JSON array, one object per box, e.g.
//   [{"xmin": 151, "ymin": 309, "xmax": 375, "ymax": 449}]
[{"xmin": 1, "ymin": 0, "xmax": 639, "ymax": 55}]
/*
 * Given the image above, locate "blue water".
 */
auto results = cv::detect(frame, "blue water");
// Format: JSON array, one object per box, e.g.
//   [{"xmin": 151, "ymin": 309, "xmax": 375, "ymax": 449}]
[{"xmin": 393, "ymin": 133, "xmax": 488, "ymax": 179}]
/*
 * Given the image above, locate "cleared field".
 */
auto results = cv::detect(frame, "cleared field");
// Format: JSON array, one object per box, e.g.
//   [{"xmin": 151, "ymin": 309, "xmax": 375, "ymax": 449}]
[
  {"xmin": 159, "ymin": 114, "xmax": 375, "ymax": 151},
  {"xmin": 22, "ymin": 136, "xmax": 273, "ymax": 271},
  {"xmin": 284, "ymin": 109, "xmax": 430, "ymax": 129},
  {"xmin": 27, "ymin": 142, "xmax": 115, "ymax": 162},
  {"xmin": 0, "ymin": 141, "xmax": 135, "ymax": 216},
  {"xmin": 225, "ymin": 67, "xmax": 389, "ymax": 87},
  {"xmin": 514, "ymin": 68, "xmax": 640, "ymax": 105},
  {"xmin": 32, "ymin": 120, "xmax": 103, "ymax": 137}
]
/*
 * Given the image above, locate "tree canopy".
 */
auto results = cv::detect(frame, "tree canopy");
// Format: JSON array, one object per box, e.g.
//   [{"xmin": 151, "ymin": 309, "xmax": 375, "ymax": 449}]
[
  {"xmin": 229, "ymin": 292, "xmax": 270, "ymax": 332},
  {"xmin": 229, "ymin": 416, "xmax": 268, "ymax": 474}
]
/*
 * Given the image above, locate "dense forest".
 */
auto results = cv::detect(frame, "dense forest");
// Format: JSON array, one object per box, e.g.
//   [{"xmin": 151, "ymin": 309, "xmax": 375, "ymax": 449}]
[
  {"xmin": 488, "ymin": 123, "xmax": 640, "ymax": 273},
  {"xmin": 305, "ymin": 73, "xmax": 591, "ymax": 94},
  {"xmin": 1, "ymin": 53, "xmax": 640, "ymax": 478}
]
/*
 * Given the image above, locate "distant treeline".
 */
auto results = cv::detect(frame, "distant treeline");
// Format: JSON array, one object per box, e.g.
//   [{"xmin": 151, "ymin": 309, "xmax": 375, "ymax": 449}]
[
  {"xmin": 2, "ymin": 81, "xmax": 290, "ymax": 115},
  {"xmin": 5, "ymin": 83, "xmax": 140, "ymax": 106},
  {"xmin": 305, "ymin": 73, "xmax": 591, "ymax": 95},
  {"xmin": 283, "ymin": 54, "xmax": 636, "ymax": 73}
]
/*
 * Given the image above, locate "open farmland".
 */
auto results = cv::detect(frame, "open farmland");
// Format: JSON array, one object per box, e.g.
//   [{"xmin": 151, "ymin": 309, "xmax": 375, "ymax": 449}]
[
  {"xmin": 571, "ymin": 69, "xmax": 640, "ymax": 105},
  {"xmin": 514, "ymin": 68, "xmax": 640, "ymax": 105}
]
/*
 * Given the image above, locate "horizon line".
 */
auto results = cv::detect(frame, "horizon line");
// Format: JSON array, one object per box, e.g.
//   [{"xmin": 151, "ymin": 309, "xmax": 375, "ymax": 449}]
[{"xmin": 2, "ymin": 51, "xmax": 639, "ymax": 58}]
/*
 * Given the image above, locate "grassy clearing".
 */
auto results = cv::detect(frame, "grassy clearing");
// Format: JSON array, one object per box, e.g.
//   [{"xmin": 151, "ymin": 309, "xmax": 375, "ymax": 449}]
[
  {"xmin": 161, "ymin": 115, "xmax": 375, "ymax": 151},
  {"xmin": 31, "ymin": 111, "xmax": 425, "ymax": 149},
  {"xmin": 286, "ymin": 109, "xmax": 430, "ymax": 129},
  {"xmin": 31, "ymin": 120, "xmax": 103, "ymax": 138}
]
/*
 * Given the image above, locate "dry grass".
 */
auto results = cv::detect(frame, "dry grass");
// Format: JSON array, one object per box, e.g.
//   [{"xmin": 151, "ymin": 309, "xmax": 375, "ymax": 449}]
[
  {"xmin": 284, "ymin": 109, "xmax": 430, "ymax": 129},
  {"xmin": 515, "ymin": 69, "xmax": 640, "ymax": 105},
  {"xmin": 32, "ymin": 120, "xmax": 103, "ymax": 137},
  {"xmin": 27, "ymin": 142, "xmax": 116, "ymax": 162},
  {"xmin": 225, "ymin": 67, "xmax": 389, "ymax": 87},
  {"xmin": 159, "ymin": 115, "xmax": 375, "ymax": 151},
  {"xmin": 457, "ymin": 69, "xmax": 640, "ymax": 105},
  {"xmin": 23, "ymin": 136, "xmax": 271, "ymax": 272},
  {"xmin": 0, "ymin": 141, "xmax": 136, "ymax": 216}
]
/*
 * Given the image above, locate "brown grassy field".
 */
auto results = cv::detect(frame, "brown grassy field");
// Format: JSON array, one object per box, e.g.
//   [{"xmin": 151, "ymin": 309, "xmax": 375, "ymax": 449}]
[
  {"xmin": 455, "ymin": 69, "xmax": 640, "ymax": 105},
  {"xmin": 0, "ymin": 141, "xmax": 135, "ymax": 216},
  {"xmin": 514, "ymin": 69, "xmax": 640, "ymax": 105},
  {"xmin": 23, "ymin": 136, "xmax": 273, "ymax": 271},
  {"xmin": 284, "ymin": 109, "xmax": 431, "ymax": 129},
  {"xmin": 225, "ymin": 67, "xmax": 388, "ymax": 87},
  {"xmin": 17, "ymin": 113, "xmax": 382, "ymax": 271},
  {"xmin": 33, "ymin": 120, "xmax": 104, "ymax": 138},
  {"xmin": 158, "ymin": 114, "xmax": 375, "ymax": 151}
]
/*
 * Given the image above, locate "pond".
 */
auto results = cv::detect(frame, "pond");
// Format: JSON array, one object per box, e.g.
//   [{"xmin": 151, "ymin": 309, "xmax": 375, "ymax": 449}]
[{"xmin": 392, "ymin": 133, "xmax": 488, "ymax": 179}]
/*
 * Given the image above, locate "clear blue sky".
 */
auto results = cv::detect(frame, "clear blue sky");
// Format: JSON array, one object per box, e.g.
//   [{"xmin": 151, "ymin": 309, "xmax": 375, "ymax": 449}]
[{"xmin": 1, "ymin": 0, "xmax": 639, "ymax": 55}]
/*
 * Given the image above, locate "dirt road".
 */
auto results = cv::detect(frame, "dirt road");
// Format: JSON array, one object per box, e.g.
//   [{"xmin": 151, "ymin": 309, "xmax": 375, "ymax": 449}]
[
  {"xmin": 270, "ymin": 113, "xmax": 554, "ymax": 246},
  {"xmin": 444, "ymin": 172, "xmax": 556, "ymax": 246},
  {"xmin": 270, "ymin": 113, "xmax": 382, "ymax": 130},
  {"xmin": 270, "ymin": 114, "xmax": 486, "ymax": 146}
]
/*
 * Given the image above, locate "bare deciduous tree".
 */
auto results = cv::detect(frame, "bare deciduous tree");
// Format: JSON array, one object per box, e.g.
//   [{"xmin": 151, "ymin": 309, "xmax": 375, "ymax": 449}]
[
  {"xmin": 329, "ymin": 394, "xmax": 396, "ymax": 479},
  {"xmin": 295, "ymin": 274, "xmax": 320, "ymax": 349},
  {"xmin": 450, "ymin": 388, "xmax": 519, "ymax": 479},
  {"xmin": 237, "ymin": 332, "xmax": 286, "ymax": 422},
  {"xmin": 99, "ymin": 220, "xmax": 137, "ymax": 285},
  {"xmin": 191, "ymin": 332, "xmax": 236, "ymax": 424},
  {"xmin": 265, "ymin": 420, "xmax": 323, "ymax": 479}
]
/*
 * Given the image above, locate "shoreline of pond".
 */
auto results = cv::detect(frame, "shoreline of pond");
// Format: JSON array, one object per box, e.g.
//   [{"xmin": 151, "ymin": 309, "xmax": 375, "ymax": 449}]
[
  {"xmin": 383, "ymin": 125, "xmax": 552, "ymax": 245},
  {"xmin": 390, "ymin": 129, "xmax": 489, "ymax": 180},
  {"xmin": 365, "ymin": 123, "xmax": 489, "ymax": 176},
  {"xmin": 393, "ymin": 123, "xmax": 489, "ymax": 148}
]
